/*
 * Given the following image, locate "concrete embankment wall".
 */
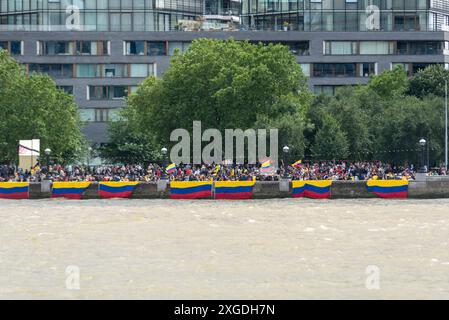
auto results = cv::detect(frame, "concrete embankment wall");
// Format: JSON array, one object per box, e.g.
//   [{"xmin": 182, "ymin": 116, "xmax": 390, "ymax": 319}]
[{"xmin": 23, "ymin": 178, "xmax": 449, "ymax": 199}]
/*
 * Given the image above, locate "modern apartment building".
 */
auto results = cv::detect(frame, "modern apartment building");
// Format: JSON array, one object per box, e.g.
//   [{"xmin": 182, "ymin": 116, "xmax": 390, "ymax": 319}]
[{"xmin": 1, "ymin": 0, "xmax": 449, "ymax": 144}]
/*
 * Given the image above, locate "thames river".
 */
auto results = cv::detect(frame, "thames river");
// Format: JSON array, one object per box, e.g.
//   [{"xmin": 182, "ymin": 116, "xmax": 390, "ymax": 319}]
[{"xmin": 1, "ymin": 198, "xmax": 449, "ymax": 299}]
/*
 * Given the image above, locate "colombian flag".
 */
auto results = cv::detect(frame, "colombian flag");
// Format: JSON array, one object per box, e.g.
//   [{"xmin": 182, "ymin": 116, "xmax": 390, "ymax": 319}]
[
  {"xmin": 52, "ymin": 182, "xmax": 91, "ymax": 199},
  {"xmin": 214, "ymin": 181, "xmax": 255, "ymax": 200},
  {"xmin": 0, "ymin": 182, "xmax": 29, "ymax": 199},
  {"xmin": 260, "ymin": 160, "xmax": 273, "ymax": 174},
  {"xmin": 292, "ymin": 181, "xmax": 306, "ymax": 198},
  {"xmin": 304, "ymin": 181, "xmax": 332, "ymax": 199},
  {"xmin": 170, "ymin": 181, "xmax": 213, "ymax": 199},
  {"xmin": 166, "ymin": 163, "xmax": 176, "ymax": 175},
  {"xmin": 366, "ymin": 180, "xmax": 409, "ymax": 199},
  {"xmin": 98, "ymin": 181, "xmax": 140, "ymax": 198},
  {"xmin": 292, "ymin": 160, "xmax": 302, "ymax": 168}
]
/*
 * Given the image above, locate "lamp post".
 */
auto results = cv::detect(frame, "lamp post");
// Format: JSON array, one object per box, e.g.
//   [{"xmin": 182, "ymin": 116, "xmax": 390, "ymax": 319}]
[
  {"xmin": 44, "ymin": 148, "xmax": 51, "ymax": 167},
  {"xmin": 445, "ymin": 80, "xmax": 448, "ymax": 170},
  {"xmin": 161, "ymin": 147, "xmax": 168, "ymax": 180},
  {"xmin": 283, "ymin": 146, "xmax": 289, "ymax": 179},
  {"xmin": 87, "ymin": 146, "xmax": 92, "ymax": 169},
  {"xmin": 419, "ymin": 138, "xmax": 427, "ymax": 173}
]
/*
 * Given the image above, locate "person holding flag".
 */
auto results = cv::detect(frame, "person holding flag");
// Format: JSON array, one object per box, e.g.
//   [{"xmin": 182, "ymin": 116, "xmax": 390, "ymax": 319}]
[
  {"xmin": 292, "ymin": 160, "xmax": 302, "ymax": 168},
  {"xmin": 166, "ymin": 163, "xmax": 177, "ymax": 175},
  {"xmin": 260, "ymin": 159, "xmax": 275, "ymax": 175}
]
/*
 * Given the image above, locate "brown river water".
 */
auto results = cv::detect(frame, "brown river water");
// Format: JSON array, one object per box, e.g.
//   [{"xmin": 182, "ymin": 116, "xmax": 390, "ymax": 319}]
[{"xmin": 1, "ymin": 198, "xmax": 449, "ymax": 299}]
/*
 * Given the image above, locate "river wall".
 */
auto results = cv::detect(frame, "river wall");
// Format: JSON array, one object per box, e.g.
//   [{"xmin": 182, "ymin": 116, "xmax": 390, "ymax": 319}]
[{"xmin": 23, "ymin": 177, "xmax": 449, "ymax": 200}]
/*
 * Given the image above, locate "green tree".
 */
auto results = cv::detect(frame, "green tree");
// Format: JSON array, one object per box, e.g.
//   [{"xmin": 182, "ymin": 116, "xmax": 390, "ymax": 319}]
[
  {"xmin": 374, "ymin": 95, "xmax": 445, "ymax": 164},
  {"xmin": 99, "ymin": 107, "xmax": 160, "ymax": 164},
  {"xmin": 368, "ymin": 65, "xmax": 409, "ymax": 98},
  {"xmin": 408, "ymin": 64, "xmax": 449, "ymax": 98},
  {"xmin": 335, "ymin": 89, "xmax": 373, "ymax": 160},
  {"xmin": 121, "ymin": 38, "xmax": 312, "ymax": 162},
  {"xmin": 310, "ymin": 114, "xmax": 349, "ymax": 160},
  {"xmin": 0, "ymin": 49, "xmax": 85, "ymax": 164}
]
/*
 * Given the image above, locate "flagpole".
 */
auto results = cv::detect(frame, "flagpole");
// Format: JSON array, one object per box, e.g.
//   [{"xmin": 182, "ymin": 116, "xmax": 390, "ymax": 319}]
[{"xmin": 444, "ymin": 80, "xmax": 448, "ymax": 172}]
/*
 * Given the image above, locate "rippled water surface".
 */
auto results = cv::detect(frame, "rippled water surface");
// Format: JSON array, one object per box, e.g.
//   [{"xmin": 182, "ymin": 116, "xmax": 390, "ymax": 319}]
[{"xmin": 1, "ymin": 199, "xmax": 449, "ymax": 299}]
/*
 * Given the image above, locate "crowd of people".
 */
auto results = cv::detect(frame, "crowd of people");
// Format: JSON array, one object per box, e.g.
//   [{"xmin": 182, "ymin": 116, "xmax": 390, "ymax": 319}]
[{"xmin": 1, "ymin": 161, "xmax": 448, "ymax": 183}]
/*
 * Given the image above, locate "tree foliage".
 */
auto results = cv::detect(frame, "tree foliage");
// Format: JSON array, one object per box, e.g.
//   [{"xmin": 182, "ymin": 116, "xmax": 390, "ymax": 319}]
[
  {"xmin": 0, "ymin": 49, "xmax": 85, "ymax": 164},
  {"xmin": 310, "ymin": 114, "xmax": 349, "ymax": 160},
  {"xmin": 105, "ymin": 39, "xmax": 447, "ymax": 166},
  {"xmin": 408, "ymin": 64, "xmax": 449, "ymax": 98},
  {"xmin": 116, "ymin": 38, "xmax": 312, "ymax": 161},
  {"xmin": 99, "ymin": 107, "xmax": 160, "ymax": 164},
  {"xmin": 309, "ymin": 65, "xmax": 445, "ymax": 165}
]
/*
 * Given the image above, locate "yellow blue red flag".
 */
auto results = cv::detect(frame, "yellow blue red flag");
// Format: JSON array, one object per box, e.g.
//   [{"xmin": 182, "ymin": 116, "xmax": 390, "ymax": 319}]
[{"xmin": 166, "ymin": 163, "xmax": 176, "ymax": 174}]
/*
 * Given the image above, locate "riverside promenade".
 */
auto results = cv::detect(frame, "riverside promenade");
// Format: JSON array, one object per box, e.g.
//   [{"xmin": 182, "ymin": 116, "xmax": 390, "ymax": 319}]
[{"xmin": 8, "ymin": 177, "xmax": 449, "ymax": 200}]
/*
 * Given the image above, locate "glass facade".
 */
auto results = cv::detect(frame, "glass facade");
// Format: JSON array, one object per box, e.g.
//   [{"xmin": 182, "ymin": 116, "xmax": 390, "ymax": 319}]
[
  {"xmin": 3, "ymin": 1, "xmax": 449, "ymax": 32},
  {"xmin": 205, "ymin": 0, "xmax": 241, "ymax": 15},
  {"xmin": 241, "ymin": 0, "xmax": 435, "ymax": 31},
  {"xmin": 0, "ymin": 0, "xmax": 203, "ymax": 31}
]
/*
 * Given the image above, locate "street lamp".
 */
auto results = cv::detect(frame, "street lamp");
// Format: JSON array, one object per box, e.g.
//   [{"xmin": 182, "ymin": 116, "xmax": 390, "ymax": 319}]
[
  {"xmin": 87, "ymin": 146, "xmax": 93, "ymax": 169},
  {"xmin": 44, "ymin": 148, "xmax": 51, "ymax": 166},
  {"xmin": 419, "ymin": 138, "xmax": 427, "ymax": 173},
  {"xmin": 161, "ymin": 147, "xmax": 168, "ymax": 180},
  {"xmin": 283, "ymin": 146, "xmax": 289, "ymax": 179}
]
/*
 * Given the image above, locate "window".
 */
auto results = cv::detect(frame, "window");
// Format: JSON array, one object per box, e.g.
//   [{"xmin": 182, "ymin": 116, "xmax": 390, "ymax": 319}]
[
  {"xmin": 313, "ymin": 63, "xmax": 357, "ymax": 77},
  {"xmin": 38, "ymin": 41, "xmax": 109, "ymax": 56},
  {"xmin": 360, "ymin": 63, "xmax": 376, "ymax": 77},
  {"xmin": 76, "ymin": 64, "xmax": 98, "ymax": 77},
  {"xmin": 9, "ymin": 41, "xmax": 21, "ymax": 54},
  {"xmin": 314, "ymin": 85, "xmax": 351, "ymax": 96},
  {"xmin": 300, "ymin": 64, "xmax": 310, "ymax": 77},
  {"xmin": 75, "ymin": 64, "xmax": 154, "ymax": 78},
  {"xmin": 130, "ymin": 64, "xmax": 152, "ymax": 77},
  {"xmin": 79, "ymin": 108, "xmax": 121, "ymax": 123},
  {"xmin": 124, "ymin": 41, "xmax": 171, "ymax": 56},
  {"xmin": 0, "ymin": 41, "xmax": 22, "ymax": 55},
  {"xmin": 148, "ymin": 41, "xmax": 167, "ymax": 56},
  {"xmin": 57, "ymin": 86, "xmax": 74, "ymax": 94},
  {"xmin": 29, "ymin": 64, "xmax": 73, "ymax": 78},
  {"xmin": 168, "ymin": 42, "xmax": 191, "ymax": 55},
  {"xmin": 88, "ymin": 86, "xmax": 128, "ymax": 100},
  {"xmin": 125, "ymin": 41, "xmax": 145, "ymax": 55},
  {"xmin": 79, "ymin": 109, "xmax": 95, "ymax": 122},
  {"xmin": 396, "ymin": 41, "xmax": 443, "ymax": 55},
  {"xmin": 359, "ymin": 41, "xmax": 392, "ymax": 55},
  {"xmin": 41, "ymin": 41, "xmax": 74, "ymax": 55},
  {"xmin": 325, "ymin": 42, "xmax": 357, "ymax": 55},
  {"xmin": 254, "ymin": 41, "xmax": 309, "ymax": 56},
  {"xmin": 312, "ymin": 63, "xmax": 374, "ymax": 78},
  {"xmin": 102, "ymin": 64, "xmax": 127, "ymax": 78},
  {"xmin": 325, "ymin": 41, "xmax": 393, "ymax": 55}
]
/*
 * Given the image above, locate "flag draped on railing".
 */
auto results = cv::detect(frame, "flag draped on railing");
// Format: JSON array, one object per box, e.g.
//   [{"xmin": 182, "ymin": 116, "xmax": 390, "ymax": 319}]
[
  {"xmin": 98, "ymin": 181, "xmax": 139, "ymax": 198},
  {"xmin": 0, "ymin": 182, "xmax": 29, "ymax": 199},
  {"xmin": 52, "ymin": 182, "xmax": 91, "ymax": 199},
  {"xmin": 214, "ymin": 181, "xmax": 256, "ymax": 200},
  {"xmin": 170, "ymin": 181, "xmax": 213, "ymax": 199},
  {"xmin": 366, "ymin": 180, "xmax": 409, "ymax": 199},
  {"xmin": 292, "ymin": 180, "xmax": 332, "ymax": 199}
]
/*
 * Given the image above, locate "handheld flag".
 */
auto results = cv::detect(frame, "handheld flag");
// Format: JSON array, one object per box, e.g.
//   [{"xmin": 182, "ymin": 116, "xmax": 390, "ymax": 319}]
[
  {"xmin": 166, "ymin": 163, "xmax": 176, "ymax": 175},
  {"xmin": 260, "ymin": 160, "xmax": 274, "ymax": 174},
  {"xmin": 292, "ymin": 160, "xmax": 302, "ymax": 168}
]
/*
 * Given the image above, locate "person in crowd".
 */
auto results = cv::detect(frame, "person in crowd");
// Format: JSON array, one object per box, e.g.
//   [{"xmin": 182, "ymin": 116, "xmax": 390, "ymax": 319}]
[{"xmin": 0, "ymin": 160, "xmax": 440, "ymax": 182}]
